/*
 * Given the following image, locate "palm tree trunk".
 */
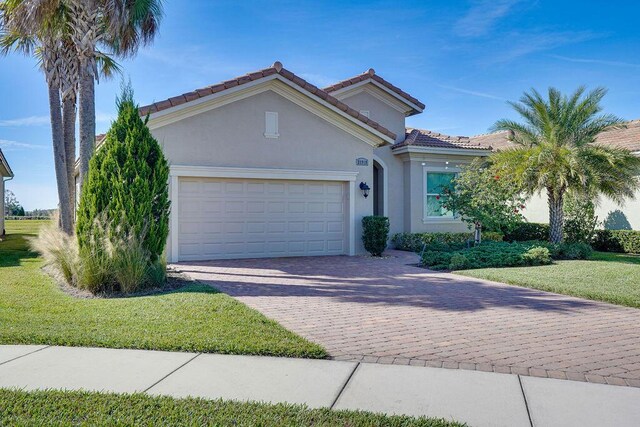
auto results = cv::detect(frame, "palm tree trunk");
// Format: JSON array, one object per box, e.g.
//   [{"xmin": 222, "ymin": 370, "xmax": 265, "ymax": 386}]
[
  {"xmin": 547, "ymin": 188, "xmax": 564, "ymax": 243},
  {"xmin": 48, "ymin": 84, "xmax": 73, "ymax": 235},
  {"xmin": 62, "ymin": 96, "xmax": 76, "ymax": 222},
  {"xmin": 78, "ymin": 66, "xmax": 95, "ymax": 188}
]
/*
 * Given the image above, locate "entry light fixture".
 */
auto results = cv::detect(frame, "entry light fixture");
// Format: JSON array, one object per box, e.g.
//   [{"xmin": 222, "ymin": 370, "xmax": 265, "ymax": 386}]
[{"xmin": 359, "ymin": 182, "xmax": 370, "ymax": 198}]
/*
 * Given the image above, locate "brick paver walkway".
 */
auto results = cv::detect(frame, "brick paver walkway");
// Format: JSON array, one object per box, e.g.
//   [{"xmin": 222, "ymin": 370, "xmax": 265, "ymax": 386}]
[{"xmin": 177, "ymin": 250, "xmax": 640, "ymax": 387}]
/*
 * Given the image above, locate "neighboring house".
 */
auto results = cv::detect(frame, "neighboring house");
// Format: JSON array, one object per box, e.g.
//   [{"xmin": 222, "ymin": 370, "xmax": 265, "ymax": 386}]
[
  {"xmin": 0, "ymin": 148, "xmax": 15, "ymax": 236},
  {"xmin": 471, "ymin": 121, "xmax": 640, "ymax": 230},
  {"xmin": 131, "ymin": 62, "xmax": 493, "ymax": 262}
]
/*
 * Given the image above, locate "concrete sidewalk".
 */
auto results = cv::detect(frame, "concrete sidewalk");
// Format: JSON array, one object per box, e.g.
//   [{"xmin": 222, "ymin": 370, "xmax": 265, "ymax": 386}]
[{"xmin": 1, "ymin": 345, "xmax": 639, "ymax": 427}]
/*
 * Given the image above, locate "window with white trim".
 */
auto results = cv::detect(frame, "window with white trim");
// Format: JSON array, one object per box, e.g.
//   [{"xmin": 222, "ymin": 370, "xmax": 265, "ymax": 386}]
[
  {"xmin": 424, "ymin": 171, "xmax": 456, "ymax": 218},
  {"xmin": 264, "ymin": 111, "xmax": 279, "ymax": 138}
]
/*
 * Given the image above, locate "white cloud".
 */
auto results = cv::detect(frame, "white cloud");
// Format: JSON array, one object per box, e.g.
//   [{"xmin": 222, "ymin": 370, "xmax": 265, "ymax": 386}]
[
  {"xmin": 0, "ymin": 116, "xmax": 50, "ymax": 127},
  {"xmin": 455, "ymin": 0, "xmax": 521, "ymax": 37},
  {"xmin": 487, "ymin": 31, "xmax": 598, "ymax": 63},
  {"xmin": 550, "ymin": 55, "xmax": 640, "ymax": 68},
  {"xmin": 0, "ymin": 139, "xmax": 46, "ymax": 150},
  {"xmin": 437, "ymin": 84, "xmax": 506, "ymax": 101}
]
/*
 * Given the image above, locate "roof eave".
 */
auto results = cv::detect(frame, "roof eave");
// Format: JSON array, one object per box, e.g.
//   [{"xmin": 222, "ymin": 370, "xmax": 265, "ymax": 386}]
[
  {"xmin": 144, "ymin": 73, "xmax": 395, "ymax": 146},
  {"xmin": 392, "ymin": 145, "xmax": 492, "ymax": 157},
  {"xmin": 328, "ymin": 78, "xmax": 424, "ymax": 116},
  {"xmin": 0, "ymin": 149, "xmax": 14, "ymax": 178}
]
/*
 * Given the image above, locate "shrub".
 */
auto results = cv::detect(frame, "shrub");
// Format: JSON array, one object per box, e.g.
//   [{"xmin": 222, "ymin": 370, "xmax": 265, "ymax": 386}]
[
  {"xmin": 76, "ymin": 85, "xmax": 170, "ymax": 262},
  {"xmin": 28, "ymin": 216, "xmax": 78, "ymax": 284},
  {"xmin": 391, "ymin": 231, "xmax": 503, "ymax": 252},
  {"xmin": 523, "ymin": 247, "xmax": 552, "ymax": 265},
  {"xmin": 110, "ymin": 233, "xmax": 150, "ymax": 294},
  {"xmin": 362, "ymin": 216, "xmax": 390, "ymax": 256},
  {"xmin": 420, "ymin": 241, "xmax": 555, "ymax": 271},
  {"xmin": 593, "ymin": 230, "xmax": 640, "ymax": 254},
  {"xmin": 503, "ymin": 223, "xmax": 550, "ymax": 242},
  {"xmin": 548, "ymin": 242, "xmax": 592, "ymax": 260},
  {"xmin": 563, "ymin": 194, "xmax": 599, "ymax": 243},
  {"xmin": 448, "ymin": 253, "xmax": 470, "ymax": 270}
]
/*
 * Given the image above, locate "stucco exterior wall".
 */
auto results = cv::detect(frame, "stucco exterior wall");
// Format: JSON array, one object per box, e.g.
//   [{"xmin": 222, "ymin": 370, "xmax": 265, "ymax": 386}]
[
  {"xmin": 337, "ymin": 90, "xmax": 408, "ymax": 236},
  {"xmin": 338, "ymin": 90, "xmax": 407, "ymax": 143},
  {"xmin": 397, "ymin": 152, "xmax": 478, "ymax": 235},
  {"xmin": 524, "ymin": 191, "xmax": 640, "ymax": 230},
  {"xmin": 150, "ymin": 89, "xmax": 375, "ymax": 255}
]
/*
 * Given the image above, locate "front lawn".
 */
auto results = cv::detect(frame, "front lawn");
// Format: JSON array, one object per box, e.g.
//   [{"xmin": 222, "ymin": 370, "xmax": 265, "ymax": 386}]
[
  {"xmin": 0, "ymin": 220, "xmax": 325, "ymax": 357},
  {"xmin": 457, "ymin": 251, "xmax": 640, "ymax": 308},
  {"xmin": 0, "ymin": 389, "xmax": 461, "ymax": 427}
]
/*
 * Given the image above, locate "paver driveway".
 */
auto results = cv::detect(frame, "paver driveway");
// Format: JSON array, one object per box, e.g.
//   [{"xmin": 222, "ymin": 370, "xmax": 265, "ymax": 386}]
[{"xmin": 177, "ymin": 250, "xmax": 640, "ymax": 387}]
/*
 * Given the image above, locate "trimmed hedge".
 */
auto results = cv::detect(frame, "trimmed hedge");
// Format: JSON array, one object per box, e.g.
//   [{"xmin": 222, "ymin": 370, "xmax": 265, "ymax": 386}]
[
  {"xmin": 502, "ymin": 222, "xmax": 550, "ymax": 242},
  {"xmin": 593, "ymin": 230, "xmax": 640, "ymax": 254},
  {"xmin": 420, "ymin": 240, "xmax": 591, "ymax": 271},
  {"xmin": 362, "ymin": 216, "xmax": 390, "ymax": 256},
  {"xmin": 391, "ymin": 231, "xmax": 503, "ymax": 252}
]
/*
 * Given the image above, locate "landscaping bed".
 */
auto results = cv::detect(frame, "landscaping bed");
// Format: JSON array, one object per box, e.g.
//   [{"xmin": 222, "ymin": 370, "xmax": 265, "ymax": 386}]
[
  {"xmin": 0, "ymin": 220, "xmax": 325, "ymax": 358},
  {"xmin": 419, "ymin": 240, "xmax": 591, "ymax": 271},
  {"xmin": 0, "ymin": 389, "xmax": 461, "ymax": 427}
]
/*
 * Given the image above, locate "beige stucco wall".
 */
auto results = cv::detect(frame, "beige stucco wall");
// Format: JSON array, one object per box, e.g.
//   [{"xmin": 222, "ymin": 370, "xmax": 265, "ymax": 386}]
[
  {"xmin": 397, "ymin": 152, "xmax": 478, "ymax": 235},
  {"xmin": 337, "ymin": 90, "xmax": 407, "ymax": 144},
  {"xmin": 150, "ymin": 89, "xmax": 375, "ymax": 255},
  {"xmin": 525, "ymin": 191, "xmax": 640, "ymax": 230},
  {"xmin": 337, "ymin": 90, "xmax": 408, "ymax": 236}
]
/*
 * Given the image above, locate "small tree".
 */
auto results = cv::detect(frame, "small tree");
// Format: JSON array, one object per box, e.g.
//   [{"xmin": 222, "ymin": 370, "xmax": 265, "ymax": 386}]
[
  {"xmin": 4, "ymin": 189, "xmax": 24, "ymax": 216},
  {"xmin": 76, "ymin": 84, "xmax": 170, "ymax": 262},
  {"xmin": 441, "ymin": 159, "xmax": 526, "ymax": 244}
]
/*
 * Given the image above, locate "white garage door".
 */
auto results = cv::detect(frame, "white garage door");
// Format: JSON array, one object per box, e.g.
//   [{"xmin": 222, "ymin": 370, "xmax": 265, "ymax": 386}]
[{"xmin": 178, "ymin": 177, "xmax": 348, "ymax": 260}]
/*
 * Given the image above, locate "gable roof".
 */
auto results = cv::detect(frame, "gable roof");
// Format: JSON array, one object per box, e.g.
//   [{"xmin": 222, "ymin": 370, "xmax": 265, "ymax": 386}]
[
  {"xmin": 323, "ymin": 69, "xmax": 425, "ymax": 115},
  {"xmin": 0, "ymin": 148, "xmax": 13, "ymax": 177},
  {"xmin": 393, "ymin": 128, "xmax": 492, "ymax": 152},
  {"xmin": 138, "ymin": 62, "xmax": 396, "ymax": 142},
  {"xmin": 470, "ymin": 120, "xmax": 640, "ymax": 153}
]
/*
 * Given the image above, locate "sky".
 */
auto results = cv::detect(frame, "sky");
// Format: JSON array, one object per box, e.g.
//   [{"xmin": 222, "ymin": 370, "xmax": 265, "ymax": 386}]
[{"xmin": 1, "ymin": 0, "xmax": 639, "ymax": 210}]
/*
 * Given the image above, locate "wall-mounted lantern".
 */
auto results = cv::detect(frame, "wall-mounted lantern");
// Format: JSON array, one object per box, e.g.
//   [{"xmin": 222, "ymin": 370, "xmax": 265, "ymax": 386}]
[{"xmin": 359, "ymin": 182, "xmax": 370, "ymax": 198}]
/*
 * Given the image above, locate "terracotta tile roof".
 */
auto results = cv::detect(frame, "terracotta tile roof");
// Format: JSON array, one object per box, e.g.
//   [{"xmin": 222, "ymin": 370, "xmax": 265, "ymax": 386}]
[
  {"xmin": 393, "ymin": 128, "xmax": 492, "ymax": 151},
  {"xmin": 323, "ymin": 68, "xmax": 425, "ymax": 114},
  {"xmin": 470, "ymin": 121, "xmax": 640, "ymax": 153},
  {"xmin": 594, "ymin": 120, "xmax": 640, "ymax": 152},
  {"xmin": 137, "ymin": 62, "xmax": 396, "ymax": 142}
]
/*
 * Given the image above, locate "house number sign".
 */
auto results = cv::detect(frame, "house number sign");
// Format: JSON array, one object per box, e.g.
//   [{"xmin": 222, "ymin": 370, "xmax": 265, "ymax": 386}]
[{"xmin": 356, "ymin": 157, "xmax": 369, "ymax": 166}]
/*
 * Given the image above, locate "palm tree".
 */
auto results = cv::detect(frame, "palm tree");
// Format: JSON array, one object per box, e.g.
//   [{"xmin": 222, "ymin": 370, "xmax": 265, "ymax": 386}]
[
  {"xmin": 0, "ymin": 0, "xmax": 74, "ymax": 233},
  {"xmin": 491, "ymin": 87, "xmax": 640, "ymax": 243},
  {"xmin": 66, "ymin": 0, "xmax": 163, "ymax": 188}
]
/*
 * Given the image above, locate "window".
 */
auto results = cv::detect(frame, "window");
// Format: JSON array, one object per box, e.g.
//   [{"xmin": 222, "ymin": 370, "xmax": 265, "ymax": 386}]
[
  {"xmin": 425, "ymin": 171, "xmax": 456, "ymax": 218},
  {"xmin": 264, "ymin": 111, "xmax": 279, "ymax": 138}
]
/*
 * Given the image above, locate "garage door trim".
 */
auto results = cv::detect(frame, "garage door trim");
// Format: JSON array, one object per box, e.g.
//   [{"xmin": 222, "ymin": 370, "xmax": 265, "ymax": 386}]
[{"xmin": 168, "ymin": 165, "xmax": 358, "ymax": 262}]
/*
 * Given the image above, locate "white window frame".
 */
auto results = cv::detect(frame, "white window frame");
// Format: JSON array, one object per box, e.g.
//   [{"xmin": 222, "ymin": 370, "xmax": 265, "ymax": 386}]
[
  {"xmin": 264, "ymin": 111, "xmax": 279, "ymax": 138},
  {"xmin": 423, "ymin": 166, "xmax": 459, "ymax": 222}
]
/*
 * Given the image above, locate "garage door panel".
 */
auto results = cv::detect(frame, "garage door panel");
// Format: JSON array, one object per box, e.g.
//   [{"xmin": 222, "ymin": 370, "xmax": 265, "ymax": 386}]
[{"xmin": 178, "ymin": 177, "xmax": 348, "ymax": 260}]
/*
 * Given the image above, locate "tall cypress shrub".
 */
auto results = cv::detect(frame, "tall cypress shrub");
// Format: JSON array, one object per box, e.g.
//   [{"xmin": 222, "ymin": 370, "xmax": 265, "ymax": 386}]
[{"xmin": 76, "ymin": 85, "xmax": 170, "ymax": 261}]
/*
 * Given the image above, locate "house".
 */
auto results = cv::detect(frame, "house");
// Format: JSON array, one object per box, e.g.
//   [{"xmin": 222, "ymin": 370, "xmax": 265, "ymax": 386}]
[
  {"xmin": 131, "ymin": 62, "xmax": 638, "ymax": 262},
  {"xmin": 0, "ymin": 148, "xmax": 14, "ymax": 236},
  {"xmin": 135, "ymin": 62, "xmax": 494, "ymax": 262},
  {"xmin": 471, "ymin": 121, "xmax": 640, "ymax": 230}
]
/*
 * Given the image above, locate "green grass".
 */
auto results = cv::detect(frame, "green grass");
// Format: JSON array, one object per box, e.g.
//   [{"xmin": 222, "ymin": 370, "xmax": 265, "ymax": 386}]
[
  {"xmin": 0, "ymin": 389, "xmax": 462, "ymax": 427},
  {"xmin": 0, "ymin": 220, "xmax": 326, "ymax": 357},
  {"xmin": 457, "ymin": 251, "xmax": 640, "ymax": 308}
]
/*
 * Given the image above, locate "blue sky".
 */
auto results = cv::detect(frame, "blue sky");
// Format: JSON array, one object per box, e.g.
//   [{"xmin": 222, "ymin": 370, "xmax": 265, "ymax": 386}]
[{"xmin": 1, "ymin": 0, "xmax": 639, "ymax": 210}]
